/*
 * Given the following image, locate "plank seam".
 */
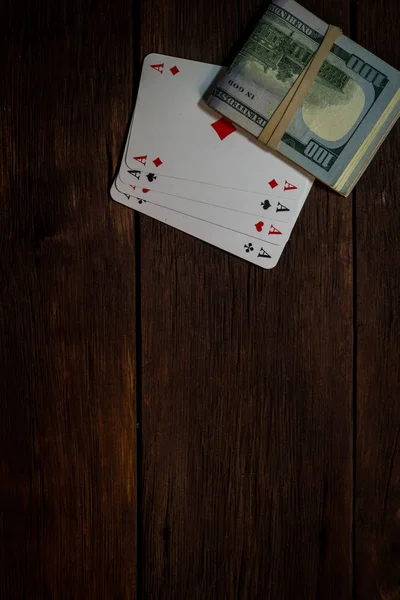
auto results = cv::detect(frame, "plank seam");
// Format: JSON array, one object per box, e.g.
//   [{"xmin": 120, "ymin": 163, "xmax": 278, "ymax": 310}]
[
  {"xmin": 132, "ymin": 2, "xmax": 144, "ymax": 596},
  {"xmin": 350, "ymin": 1, "xmax": 358, "ymax": 597}
]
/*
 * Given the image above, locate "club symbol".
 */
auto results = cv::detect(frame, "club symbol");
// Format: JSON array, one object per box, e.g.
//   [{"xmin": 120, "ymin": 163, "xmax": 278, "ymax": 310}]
[
  {"xmin": 261, "ymin": 199, "xmax": 271, "ymax": 211},
  {"xmin": 244, "ymin": 243, "xmax": 254, "ymax": 253},
  {"xmin": 146, "ymin": 173, "xmax": 157, "ymax": 182},
  {"xmin": 138, "ymin": 199, "xmax": 147, "ymax": 204}
]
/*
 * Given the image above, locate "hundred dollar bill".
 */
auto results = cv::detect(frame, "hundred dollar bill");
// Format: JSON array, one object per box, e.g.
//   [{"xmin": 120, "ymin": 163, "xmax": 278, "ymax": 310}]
[{"xmin": 207, "ymin": 0, "xmax": 400, "ymax": 195}]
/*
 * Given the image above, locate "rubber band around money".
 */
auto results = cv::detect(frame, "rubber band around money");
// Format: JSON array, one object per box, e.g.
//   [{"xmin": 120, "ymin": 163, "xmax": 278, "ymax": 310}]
[{"xmin": 258, "ymin": 24, "xmax": 343, "ymax": 150}]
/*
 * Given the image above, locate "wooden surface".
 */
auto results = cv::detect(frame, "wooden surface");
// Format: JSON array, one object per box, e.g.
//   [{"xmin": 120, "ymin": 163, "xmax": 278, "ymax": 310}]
[
  {"xmin": 0, "ymin": 0, "xmax": 398, "ymax": 598},
  {"xmin": 0, "ymin": 0, "xmax": 137, "ymax": 597},
  {"xmin": 354, "ymin": 1, "xmax": 400, "ymax": 598}
]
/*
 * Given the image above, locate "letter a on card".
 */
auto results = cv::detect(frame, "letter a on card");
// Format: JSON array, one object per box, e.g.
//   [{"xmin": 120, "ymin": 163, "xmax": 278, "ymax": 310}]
[
  {"xmin": 268, "ymin": 225, "xmax": 282, "ymax": 235},
  {"xmin": 258, "ymin": 248, "xmax": 271, "ymax": 258},
  {"xmin": 133, "ymin": 155, "xmax": 147, "ymax": 166},
  {"xmin": 276, "ymin": 202, "xmax": 290, "ymax": 212},
  {"xmin": 150, "ymin": 63, "xmax": 164, "ymax": 74},
  {"xmin": 284, "ymin": 180, "xmax": 297, "ymax": 191}
]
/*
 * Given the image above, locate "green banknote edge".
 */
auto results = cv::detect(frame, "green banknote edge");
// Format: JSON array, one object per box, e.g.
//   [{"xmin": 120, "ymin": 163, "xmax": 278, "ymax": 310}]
[
  {"xmin": 335, "ymin": 88, "xmax": 400, "ymax": 194},
  {"xmin": 338, "ymin": 96, "xmax": 400, "ymax": 195}
]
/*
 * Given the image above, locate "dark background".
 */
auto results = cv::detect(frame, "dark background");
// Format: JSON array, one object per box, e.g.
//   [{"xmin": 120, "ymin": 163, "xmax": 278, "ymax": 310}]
[{"xmin": 1, "ymin": 0, "xmax": 399, "ymax": 598}]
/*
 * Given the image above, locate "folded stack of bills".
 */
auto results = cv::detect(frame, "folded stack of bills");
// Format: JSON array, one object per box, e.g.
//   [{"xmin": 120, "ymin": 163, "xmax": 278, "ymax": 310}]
[{"xmin": 207, "ymin": 0, "xmax": 400, "ymax": 195}]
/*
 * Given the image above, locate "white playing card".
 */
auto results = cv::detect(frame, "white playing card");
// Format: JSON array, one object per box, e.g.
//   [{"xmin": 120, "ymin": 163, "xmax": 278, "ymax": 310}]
[
  {"xmin": 122, "ymin": 53, "xmax": 313, "ymax": 201},
  {"xmin": 115, "ymin": 175, "xmax": 305, "ymax": 245},
  {"xmin": 110, "ymin": 182, "xmax": 290, "ymax": 269},
  {"xmin": 117, "ymin": 168, "xmax": 300, "ymax": 224}
]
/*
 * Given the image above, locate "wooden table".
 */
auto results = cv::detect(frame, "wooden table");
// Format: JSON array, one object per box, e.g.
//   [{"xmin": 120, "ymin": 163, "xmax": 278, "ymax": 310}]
[{"xmin": 1, "ymin": 0, "xmax": 399, "ymax": 597}]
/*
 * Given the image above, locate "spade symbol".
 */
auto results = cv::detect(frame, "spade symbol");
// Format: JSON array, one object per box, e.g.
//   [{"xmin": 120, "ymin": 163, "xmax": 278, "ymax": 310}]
[{"xmin": 261, "ymin": 199, "xmax": 271, "ymax": 211}]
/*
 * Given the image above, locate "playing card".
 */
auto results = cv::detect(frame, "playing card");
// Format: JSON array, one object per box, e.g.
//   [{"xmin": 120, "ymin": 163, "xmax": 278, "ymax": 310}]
[
  {"xmin": 110, "ymin": 182, "xmax": 290, "ymax": 269},
  {"xmin": 115, "ymin": 175, "xmax": 304, "ymax": 244},
  {"xmin": 122, "ymin": 53, "xmax": 313, "ymax": 201},
  {"xmin": 116, "ymin": 169, "xmax": 300, "ymax": 224}
]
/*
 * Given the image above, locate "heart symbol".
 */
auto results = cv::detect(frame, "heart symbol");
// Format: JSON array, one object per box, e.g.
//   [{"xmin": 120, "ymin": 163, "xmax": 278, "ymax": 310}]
[{"xmin": 255, "ymin": 221, "xmax": 264, "ymax": 232}]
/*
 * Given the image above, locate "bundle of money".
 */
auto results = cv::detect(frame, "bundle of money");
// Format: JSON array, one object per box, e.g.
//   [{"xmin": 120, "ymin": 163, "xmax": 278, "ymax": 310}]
[{"xmin": 207, "ymin": 0, "xmax": 400, "ymax": 196}]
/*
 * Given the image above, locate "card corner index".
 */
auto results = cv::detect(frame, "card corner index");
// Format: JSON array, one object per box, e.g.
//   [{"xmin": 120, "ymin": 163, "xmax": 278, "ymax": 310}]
[{"xmin": 143, "ymin": 52, "xmax": 165, "ymax": 69}]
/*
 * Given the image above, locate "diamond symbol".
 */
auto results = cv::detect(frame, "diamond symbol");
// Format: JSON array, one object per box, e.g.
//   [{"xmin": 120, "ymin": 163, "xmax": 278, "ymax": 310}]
[
  {"xmin": 211, "ymin": 117, "xmax": 236, "ymax": 141},
  {"xmin": 170, "ymin": 65, "xmax": 180, "ymax": 76},
  {"xmin": 268, "ymin": 179, "xmax": 278, "ymax": 189},
  {"xmin": 153, "ymin": 157, "xmax": 163, "ymax": 168}
]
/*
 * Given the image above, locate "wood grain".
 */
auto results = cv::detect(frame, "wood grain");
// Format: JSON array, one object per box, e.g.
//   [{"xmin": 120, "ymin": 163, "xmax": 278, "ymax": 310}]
[
  {"xmin": 3, "ymin": 0, "xmax": 400, "ymax": 596},
  {"xmin": 0, "ymin": 0, "xmax": 137, "ymax": 597},
  {"xmin": 138, "ymin": 0, "xmax": 354, "ymax": 597},
  {"xmin": 354, "ymin": 0, "xmax": 400, "ymax": 597}
]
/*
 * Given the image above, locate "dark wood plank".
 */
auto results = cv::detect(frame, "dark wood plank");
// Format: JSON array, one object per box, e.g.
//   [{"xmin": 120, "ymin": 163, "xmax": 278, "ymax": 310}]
[
  {"xmin": 138, "ymin": 0, "xmax": 354, "ymax": 597},
  {"xmin": 354, "ymin": 0, "xmax": 400, "ymax": 597},
  {"xmin": 0, "ymin": 1, "xmax": 137, "ymax": 597}
]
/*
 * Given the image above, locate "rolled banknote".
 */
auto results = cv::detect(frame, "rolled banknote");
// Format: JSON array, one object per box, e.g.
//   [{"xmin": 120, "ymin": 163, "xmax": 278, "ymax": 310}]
[{"xmin": 206, "ymin": 0, "xmax": 400, "ymax": 195}]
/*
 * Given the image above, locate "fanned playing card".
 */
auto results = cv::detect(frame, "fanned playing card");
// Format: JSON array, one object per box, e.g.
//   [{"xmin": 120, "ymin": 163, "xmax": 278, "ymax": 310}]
[
  {"xmin": 120, "ymin": 54, "xmax": 313, "ymax": 202},
  {"xmin": 116, "ymin": 175, "xmax": 304, "ymax": 245},
  {"xmin": 111, "ymin": 53, "xmax": 314, "ymax": 268},
  {"xmin": 111, "ymin": 181, "xmax": 303, "ymax": 269},
  {"xmin": 116, "ymin": 174, "xmax": 299, "ymax": 224}
]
